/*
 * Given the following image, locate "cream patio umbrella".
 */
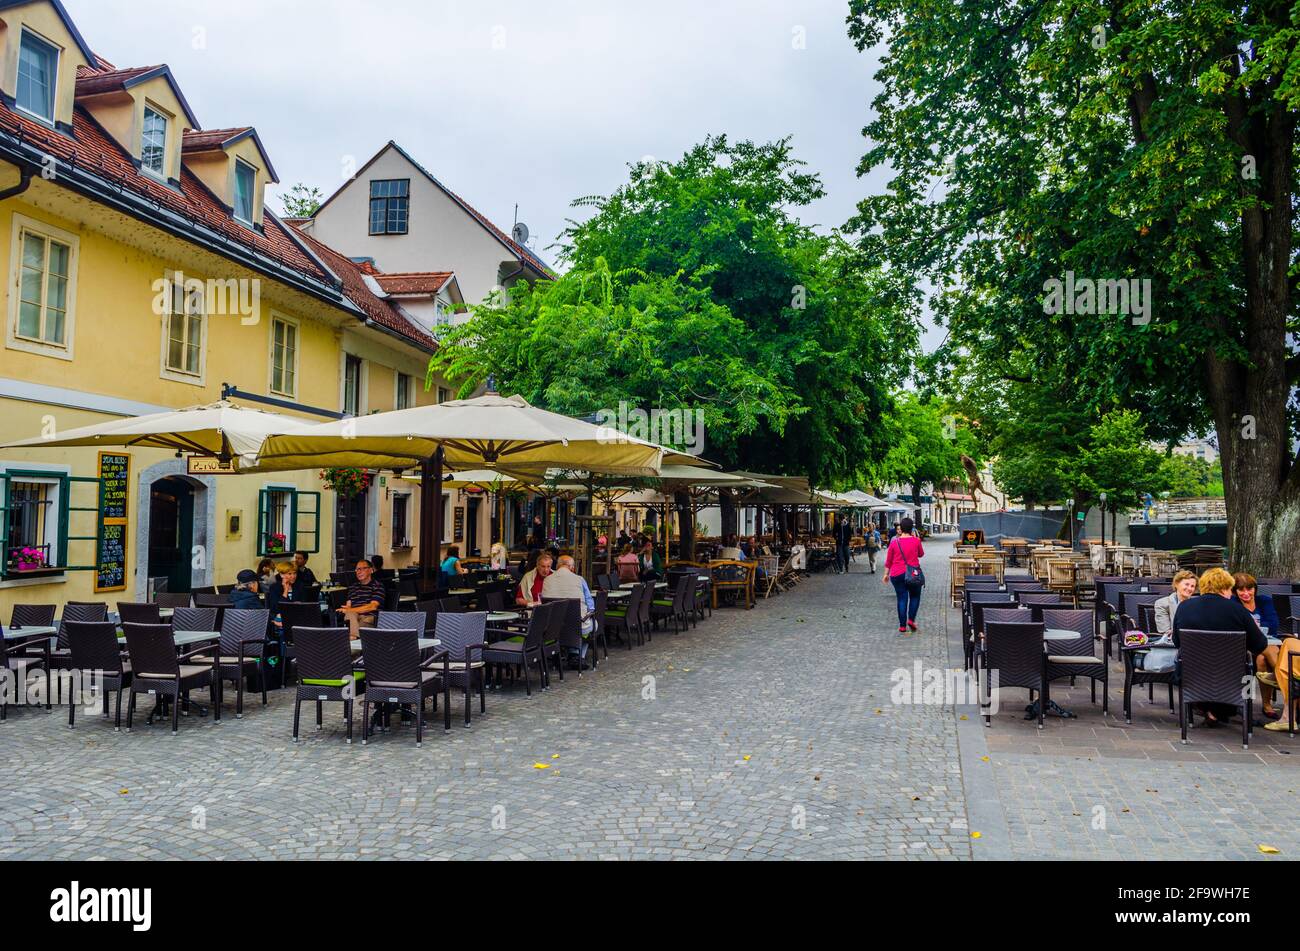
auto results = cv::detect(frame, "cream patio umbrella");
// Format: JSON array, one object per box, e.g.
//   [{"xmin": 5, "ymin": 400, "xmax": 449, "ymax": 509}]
[
  {"xmin": 1, "ymin": 400, "xmax": 309, "ymax": 468},
  {"xmin": 252, "ymin": 393, "xmax": 702, "ymax": 475},
  {"xmin": 252, "ymin": 393, "xmax": 703, "ymax": 583}
]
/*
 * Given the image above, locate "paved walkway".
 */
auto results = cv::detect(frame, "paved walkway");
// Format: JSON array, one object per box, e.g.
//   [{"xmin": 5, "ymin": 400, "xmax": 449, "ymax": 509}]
[
  {"xmin": 2, "ymin": 538, "xmax": 1295, "ymax": 860},
  {"xmin": 0, "ymin": 550, "xmax": 966, "ymax": 861}
]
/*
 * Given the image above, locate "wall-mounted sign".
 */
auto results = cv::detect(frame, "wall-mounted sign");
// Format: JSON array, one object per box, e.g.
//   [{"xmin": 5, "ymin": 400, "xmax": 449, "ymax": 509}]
[
  {"xmin": 188, "ymin": 456, "xmax": 238, "ymax": 476},
  {"xmin": 95, "ymin": 452, "xmax": 130, "ymax": 594},
  {"xmin": 454, "ymin": 506, "xmax": 465, "ymax": 542}
]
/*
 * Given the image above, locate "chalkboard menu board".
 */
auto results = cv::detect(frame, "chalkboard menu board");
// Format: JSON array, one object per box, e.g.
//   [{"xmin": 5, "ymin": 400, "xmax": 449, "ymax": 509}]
[
  {"xmin": 96, "ymin": 523, "xmax": 127, "ymax": 591},
  {"xmin": 453, "ymin": 506, "xmax": 465, "ymax": 542},
  {"xmin": 99, "ymin": 453, "xmax": 129, "ymax": 520},
  {"xmin": 95, "ymin": 452, "xmax": 130, "ymax": 594}
]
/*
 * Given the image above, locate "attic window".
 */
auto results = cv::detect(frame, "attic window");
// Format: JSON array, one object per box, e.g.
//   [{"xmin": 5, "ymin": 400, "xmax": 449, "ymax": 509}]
[
  {"xmin": 16, "ymin": 30, "xmax": 58, "ymax": 123},
  {"xmin": 142, "ymin": 106, "xmax": 167, "ymax": 177},
  {"xmin": 234, "ymin": 159, "xmax": 256, "ymax": 225},
  {"xmin": 369, "ymin": 179, "xmax": 409, "ymax": 235}
]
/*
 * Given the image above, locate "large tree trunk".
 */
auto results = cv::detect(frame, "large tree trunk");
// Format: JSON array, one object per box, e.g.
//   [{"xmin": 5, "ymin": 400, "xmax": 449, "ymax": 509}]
[
  {"xmin": 910, "ymin": 482, "xmax": 924, "ymax": 529},
  {"xmin": 1209, "ymin": 79, "xmax": 1300, "ymax": 575},
  {"xmin": 676, "ymin": 491, "xmax": 695, "ymax": 562},
  {"xmin": 719, "ymin": 489, "xmax": 737, "ymax": 539}
]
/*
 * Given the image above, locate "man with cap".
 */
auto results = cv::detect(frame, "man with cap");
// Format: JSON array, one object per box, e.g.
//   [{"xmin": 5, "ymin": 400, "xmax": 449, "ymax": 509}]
[{"xmin": 229, "ymin": 569, "xmax": 263, "ymax": 609}]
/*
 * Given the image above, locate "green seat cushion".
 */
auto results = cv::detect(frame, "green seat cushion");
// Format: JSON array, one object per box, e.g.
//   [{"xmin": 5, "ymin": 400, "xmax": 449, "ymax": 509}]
[
  {"xmin": 606, "ymin": 609, "xmax": 627, "ymax": 618},
  {"xmin": 652, "ymin": 599, "xmax": 673, "ymax": 607},
  {"xmin": 303, "ymin": 671, "xmax": 366, "ymax": 688},
  {"xmin": 505, "ymin": 636, "xmax": 525, "ymax": 644}
]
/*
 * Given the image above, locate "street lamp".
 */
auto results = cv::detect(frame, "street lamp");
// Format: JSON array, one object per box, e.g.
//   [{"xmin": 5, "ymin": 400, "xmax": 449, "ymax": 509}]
[{"xmin": 1099, "ymin": 492, "xmax": 1108, "ymax": 547}]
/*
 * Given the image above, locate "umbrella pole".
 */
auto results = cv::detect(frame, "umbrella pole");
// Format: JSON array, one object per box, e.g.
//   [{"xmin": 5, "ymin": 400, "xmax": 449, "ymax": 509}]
[{"xmin": 420, "ymin": 447, "xmax": 445, "ymax": 586}]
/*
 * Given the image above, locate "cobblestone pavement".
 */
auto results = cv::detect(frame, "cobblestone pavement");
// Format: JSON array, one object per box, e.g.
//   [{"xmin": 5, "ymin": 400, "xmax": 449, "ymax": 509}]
[
  {"xmin": 0, "ymin": 546, "xmax": 967, "ymax": 861},
  {"xmin": 945, "ymin": 542, "xmax": 1300, "ymax": 861},
  {"xmin": 7, "ymin": 538, "xmax": 1292, "ymax": 860}
]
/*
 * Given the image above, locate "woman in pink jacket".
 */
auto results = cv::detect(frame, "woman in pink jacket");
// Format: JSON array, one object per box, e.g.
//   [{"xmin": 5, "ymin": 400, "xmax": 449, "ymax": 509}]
[{"xmin": 882, "ymin": 518, "xmax": 925, "ymax": 633}]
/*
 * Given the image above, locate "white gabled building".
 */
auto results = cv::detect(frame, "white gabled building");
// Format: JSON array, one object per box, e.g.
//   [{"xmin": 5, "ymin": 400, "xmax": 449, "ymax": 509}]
[{"xmin": 297, "ymin": 141, "xmax": 554, "ymax": 312}]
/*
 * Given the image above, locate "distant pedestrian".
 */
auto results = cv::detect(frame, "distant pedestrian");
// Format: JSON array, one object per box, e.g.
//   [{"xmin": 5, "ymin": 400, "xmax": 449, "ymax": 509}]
[
  {"xmin": 834, "ymin": 515, "xmax": 852, "ymax": 573},
  {"xmin": 882, "ymin": 517, "xmax": 925, "ymax": 634},
  {"xmin": 864, "ymin": 524, "xmax": 882, "ymax": 574}
]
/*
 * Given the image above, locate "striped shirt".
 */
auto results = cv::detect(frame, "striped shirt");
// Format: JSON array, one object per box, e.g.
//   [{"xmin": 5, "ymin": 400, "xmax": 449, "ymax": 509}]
[{"xmin": 346, "ymin": 580, "xmax": 387, "ymax": 610}]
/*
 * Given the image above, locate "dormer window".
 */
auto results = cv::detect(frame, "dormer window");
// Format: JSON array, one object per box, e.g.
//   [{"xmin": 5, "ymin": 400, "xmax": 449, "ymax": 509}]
[
  {"xmin": 142, "ymin": 106, "xmax": 167, "ymax": 178},
  {"xmin": 234, "ymin": 158, "xmax": 256, "ymax": 225},
  {"xmin": 17, "ymin": 30, "xmax": 58, "ymax": 123}
]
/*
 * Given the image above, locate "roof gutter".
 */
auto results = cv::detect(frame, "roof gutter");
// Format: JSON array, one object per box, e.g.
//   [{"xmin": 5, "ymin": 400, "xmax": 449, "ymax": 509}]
[
  {"xmin": 359, "ymin": 316, "xmax": 436, "ymax": 356},
  {"xmin": 0, "ymin": 135, "xmax": 363, "ymax": 319}
]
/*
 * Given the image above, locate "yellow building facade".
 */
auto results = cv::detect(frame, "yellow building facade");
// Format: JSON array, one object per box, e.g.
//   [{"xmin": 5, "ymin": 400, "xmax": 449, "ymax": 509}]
[{"xmin": 0, "ymin": 0, "xmax": 452, "ymax": 615}]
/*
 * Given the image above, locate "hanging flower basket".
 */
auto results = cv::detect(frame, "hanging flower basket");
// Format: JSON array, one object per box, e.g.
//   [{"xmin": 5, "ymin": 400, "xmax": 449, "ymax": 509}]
[{"xmin": 320, "ymin": 467, "xmax": 372, "ymax": 499}]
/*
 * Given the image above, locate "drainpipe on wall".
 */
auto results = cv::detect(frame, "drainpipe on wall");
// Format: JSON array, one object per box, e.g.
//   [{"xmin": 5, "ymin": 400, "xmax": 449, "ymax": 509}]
[{"xmin": 0, "ymin": 165, "xmax": 35, "ymax": 202}]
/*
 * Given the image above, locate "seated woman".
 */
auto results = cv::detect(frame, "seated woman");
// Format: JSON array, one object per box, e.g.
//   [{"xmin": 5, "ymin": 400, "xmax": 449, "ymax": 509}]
[
  {"xmin": 441, "ymin": 545, "xmax": 467, "ymax": 585},
  {"xmin": 1154, "ymin": 570, "xmax": 1198, "ymax": 635},
  {"xmin": 718, "ymin": 534, "xmax": 744, "ymax": 561},
  {"xmin": 615, "ymin": 544, "xmax": 640, "ymax": 584},
  {"xmin": 489, "ymin": 542, "xmax": 509, "ymax": 571}
]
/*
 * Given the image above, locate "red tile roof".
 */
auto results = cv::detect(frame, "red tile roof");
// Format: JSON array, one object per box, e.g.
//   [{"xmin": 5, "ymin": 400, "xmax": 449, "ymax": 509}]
[
  {"xmin": 291, "ymin": 227, "xmax": 438, "ymax": 352},
  {"xmin": 373, "ymin": 272, "xmax": 454, "ymax": 295},
  {"xmin": 182, "ymin": 127, "xmax": 252, "ymax": 153},
  {"xmin": 74, "ymin": 64, "xmax": 161, "ymax": 96},
  {"xmin": 0, "ymin": 100, "xmax": 434, "ymax": 352}
]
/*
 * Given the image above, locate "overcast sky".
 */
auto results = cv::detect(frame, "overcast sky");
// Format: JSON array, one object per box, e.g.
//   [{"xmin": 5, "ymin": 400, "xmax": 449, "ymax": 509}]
[{"xmin": 65, "ymin": 0, "xmax": 932, "ymax": 341}]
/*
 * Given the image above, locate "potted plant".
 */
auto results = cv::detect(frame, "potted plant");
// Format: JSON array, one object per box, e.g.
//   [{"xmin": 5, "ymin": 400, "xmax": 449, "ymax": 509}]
[
  {"xmin": 12, "ymin": 547, "xmax": 45, "ymax": 572},
  {"xmin": 319, "ymin": 467, "xmax": 372, "ymax": 499},
  {"xmin": 265, "ymin": 533, "xmax": 287, "ymax": 555}
]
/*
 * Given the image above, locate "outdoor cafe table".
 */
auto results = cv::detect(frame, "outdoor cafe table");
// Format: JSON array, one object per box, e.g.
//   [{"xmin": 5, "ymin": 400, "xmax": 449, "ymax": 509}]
[
  {"xmin": 3, "ymin": 625, "xmax": 57, "ymax": 643},
  {"xmin": 116, "ymin": 630, "xmax": 221, "ymax": 649},
  {"xmin": 349, "ymin": 638, "xmax": 440, "ymax": 653},
  {"xmin": 620, "ymin": 582, "xmax": 667, "ymax": 590},
  {"xmin": 487, "ymin": 612, "xmax": 521, "ymax": 623}
]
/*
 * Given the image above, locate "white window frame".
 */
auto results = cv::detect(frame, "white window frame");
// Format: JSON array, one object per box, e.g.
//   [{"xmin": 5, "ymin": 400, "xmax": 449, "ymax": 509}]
[
  {"xmin": 233, "ymin": 158, "xmax": 257, "ymax": 226},
  {"xmin": 340, "ymin": 352, "xmax": 366, "ymax": 416},
  {"xmin": 15, "ymin": 28, "xmax": 59, "ymax": 126},
  {"xmin": 0, "ymin": 461, "xmax": 69, "ymax": 577},
  {"xmin": 6, "ymin": 214, "xmax": 78, "ymax": 361},
  {"xmin": 391, "ymin": 492, "xmax": 411, "ymax": 549},
  {"xmin": 268, "ymin": 313, "xmax": 300, "ymax": 398},
  {"xmin": 159, "ymin": 269, "xmax": 207, "ymax": 386},
  {"xmin": 141, "ymin": 102, "xmax": 169, "ymax": 180}
]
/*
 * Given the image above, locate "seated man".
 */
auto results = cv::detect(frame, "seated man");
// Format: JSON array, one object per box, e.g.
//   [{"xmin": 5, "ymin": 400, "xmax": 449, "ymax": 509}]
[
  {"xmin": 337, "ymin": 559, "xmax": 386, "ymax": 640},
  {"xmin": 541, "ymin": 555, "xmax": 596, "ymax": 662},
  {"xmin": 516, "ymin": 553, "xmax": 553, "ymax": 607}
]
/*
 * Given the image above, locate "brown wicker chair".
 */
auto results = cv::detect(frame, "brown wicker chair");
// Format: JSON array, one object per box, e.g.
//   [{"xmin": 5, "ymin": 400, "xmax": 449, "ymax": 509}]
[
  {"xmin": 190, "ymin": 609, "xmax": 269, "ymax": 720},
  {"xmin": 123, "ymin": 622, "xmax": 216, "ymax": 735},
  {"xmin": 292, "ymin": 626, "xmax": 365, "ymax": 744},
  {"xmin": 65, "ymin": 620, "xmax": 132, "ymax": 731},
  {"xmin": 1178, "ymin": 628, "xmax": 1253, "ymax": 749},
  {"xmin": 358, "ymin": 626, "xmax": 450, "ymax": 745},
  {"xmin": 982, "ymin": 619, "xmax": 1047, "ymax": 728},
  {"xmin": 483, "ymin": 603, "xmax": 551, "ymax": 694},
  {"xmin": 1042, "ymin": 608, "xmax": 1108, "ymax": 715}
]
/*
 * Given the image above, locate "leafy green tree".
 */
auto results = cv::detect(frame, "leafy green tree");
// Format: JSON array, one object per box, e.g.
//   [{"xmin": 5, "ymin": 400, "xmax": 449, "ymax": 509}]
[
  {"xmin": 848, "ymin": 0, "xmax": 1300, "ymax": 573},
  {"xmin": 280, "ymin": 183, "xmax": 323, "ymax": 219},
  {"xmin": 429, "ymin": 258, "xmax": 804, "ymax": 463},
  {"xmin": 1066, "ymin": 410, "xmax": 1169, "ymax": 528},
  {"xmin": 867, "ymin": 393, "xmax": 974, "ymax": 524},
  {"xmin": 433, "ymin": 136, "xmax": 915, "ymax": 487},
  {"xmin": 1161, "ymin": 453, "xmax": 1225, "ymax": 498}
]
